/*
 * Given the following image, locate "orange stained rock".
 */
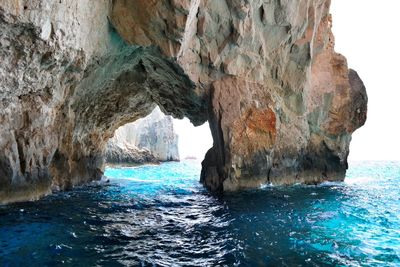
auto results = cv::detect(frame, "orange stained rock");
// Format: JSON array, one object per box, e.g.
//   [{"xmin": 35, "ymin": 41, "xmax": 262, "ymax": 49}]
[{"xmin": 232, "ymin": 107, "xmax": 277, "ymax": 157}]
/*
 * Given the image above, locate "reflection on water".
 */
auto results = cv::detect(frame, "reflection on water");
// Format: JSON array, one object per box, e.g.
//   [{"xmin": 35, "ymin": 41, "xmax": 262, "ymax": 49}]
[{"xmin": 0, "ymin": 161, "xmax": 399, "ymax": 266}]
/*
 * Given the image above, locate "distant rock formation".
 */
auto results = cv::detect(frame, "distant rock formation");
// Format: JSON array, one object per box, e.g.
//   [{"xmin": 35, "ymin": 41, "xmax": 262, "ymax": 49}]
[
  {"xmin": 105, "ymin": 142, "xmax": 157, "ymax": 165},
  {"xmin": 105, "ymin": 107, "xmax": 180, "ymax": 165}
]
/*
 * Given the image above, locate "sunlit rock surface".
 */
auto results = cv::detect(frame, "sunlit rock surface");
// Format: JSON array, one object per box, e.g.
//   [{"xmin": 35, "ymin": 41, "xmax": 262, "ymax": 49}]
[
  {"xmin": 106, "ymin": 107, "xmax": 180, "ymax": 164},
  {"xmin": 104, "ymin": 142, "xmax": 157, "ymax": 166},
  {"xmin": 0, "ymin": 0, "xmax": 367, "ymax": 203}
]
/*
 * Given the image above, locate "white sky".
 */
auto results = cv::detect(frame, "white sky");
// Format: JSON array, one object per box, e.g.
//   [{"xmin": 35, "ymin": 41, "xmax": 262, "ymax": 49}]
[
  {"xmin": 173, "ymin": 119, "xmax": 213, "ymax": 160},
  {"xmin": 331, "ymin": 0, "xmax": 400, "ymax": 160},
  {"xmin": 174, "ymin": 1, "xmax": 400, "ymax": 161}
]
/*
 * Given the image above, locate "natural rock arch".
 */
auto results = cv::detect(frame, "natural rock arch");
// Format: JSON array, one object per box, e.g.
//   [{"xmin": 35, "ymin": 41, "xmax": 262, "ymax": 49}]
[
  {"xmin": 0, "ymin": 0, "xmax": 367, "ymax": 204},
  {"xmin": 51, "ymin": 45, "xmax": 208, "ymax": 191}
]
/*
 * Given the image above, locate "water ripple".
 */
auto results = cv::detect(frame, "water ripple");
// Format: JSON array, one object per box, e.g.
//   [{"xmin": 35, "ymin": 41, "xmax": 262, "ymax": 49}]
[{"xmin": 0, "ymin": 161, "xmax": 399, "ymax": 266}]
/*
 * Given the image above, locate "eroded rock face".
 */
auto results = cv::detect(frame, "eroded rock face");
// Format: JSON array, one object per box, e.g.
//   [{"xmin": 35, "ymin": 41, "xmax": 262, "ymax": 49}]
[
  {"xmin": 106, "ymin": 107, "xmax": 180, "ymax": 164},
  {"xmin": 105, "ymin": 142, "xmax": 158, "ymax": 166},
  {"xmin": 0, "ymin": 0, "xmax": 367, "ymax": 203},
  {"xmin": 0, "ymin": 0, "xmax": 112, "ymax": 203}
]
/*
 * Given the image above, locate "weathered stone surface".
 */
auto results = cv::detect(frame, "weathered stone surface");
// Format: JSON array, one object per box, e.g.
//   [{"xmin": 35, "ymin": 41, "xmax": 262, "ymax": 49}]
[
  {"xmin": 0, "ymin": 0, "xmax": 112, "ymax": 203},
  {"xmin": 105, "ymin": 142, "xmax": 157, "ymax": 166},
  {"xmin": 110, "ymin": 0, "xmax": 190, "ymax": 57},
  {"xmin": 0, "ymin": 0, "xmax": 367, "ymax": 203},
  {"xmin": 106, "ymin": 106, "xmax": 180, "ymax": 164}
]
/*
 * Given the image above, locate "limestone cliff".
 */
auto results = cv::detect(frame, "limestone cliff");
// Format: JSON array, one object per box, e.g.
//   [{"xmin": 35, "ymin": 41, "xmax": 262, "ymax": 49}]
[
  {"xmin": 0, "ymin": 0, "xmax": 367, "ymax": 203},
  {"xmin": 105, "ymin": 107, "xmax": 180, "ymax": 164}
]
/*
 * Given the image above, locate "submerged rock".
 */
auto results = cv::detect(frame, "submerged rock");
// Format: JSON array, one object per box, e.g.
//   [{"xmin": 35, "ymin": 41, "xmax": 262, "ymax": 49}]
[
  {"xmin": 105, "ymin": 107, "xmax": 180, "ymax": 164},
  {"xmin": 0, "ymin": 0, "xmax": 367, "ymax": 203}
]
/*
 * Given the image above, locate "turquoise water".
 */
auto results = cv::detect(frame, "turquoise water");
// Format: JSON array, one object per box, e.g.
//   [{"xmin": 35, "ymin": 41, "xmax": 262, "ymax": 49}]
[{"xmin": 0, "ymin": 161, "xmax": 399, "ymax": 266}]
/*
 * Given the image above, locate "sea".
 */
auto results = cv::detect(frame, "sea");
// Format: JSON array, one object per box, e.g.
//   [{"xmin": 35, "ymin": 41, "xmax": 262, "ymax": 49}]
[{"xmin": 1, "ymin": 161, "xmax": 399, "ymax": 266}]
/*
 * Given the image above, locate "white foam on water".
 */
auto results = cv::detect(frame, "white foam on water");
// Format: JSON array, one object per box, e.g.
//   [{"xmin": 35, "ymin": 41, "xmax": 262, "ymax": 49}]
[
  {"xmin": 344, "ymin": 176, "xmax": 375, "ymax": 185},
  {"xmin": 317, "ymin": 181, "xmax": 345, "ymax": 187},
  {"xmin": 119, "ymin": 177, "xmax": 162, "ymax": 183}
]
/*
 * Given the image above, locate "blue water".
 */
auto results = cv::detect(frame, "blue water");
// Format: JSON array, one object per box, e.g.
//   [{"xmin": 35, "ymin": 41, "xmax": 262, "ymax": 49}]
[{"xmin": 0, "ymin": 161, "xmax": 399, "ymax": 266}]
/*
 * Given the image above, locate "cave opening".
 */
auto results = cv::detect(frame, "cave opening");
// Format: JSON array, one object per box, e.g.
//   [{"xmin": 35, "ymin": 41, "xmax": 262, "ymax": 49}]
[{"xmin": 103, "ymin": 105, "xmax": 213, "ymax": 187}]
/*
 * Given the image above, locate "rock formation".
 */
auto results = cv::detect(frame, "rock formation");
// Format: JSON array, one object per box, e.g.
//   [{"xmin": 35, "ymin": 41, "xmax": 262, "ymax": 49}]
[
  {"xmin": 105, "ymin": 142, "xmax": 157, "ymax": 166},
  {"xmin": 0, "ymin": 0, "xmax": 367, "ymax": 203},
  {"xmin": 105, "ymin": 106, "xmax": 180, "ymax": 164}
]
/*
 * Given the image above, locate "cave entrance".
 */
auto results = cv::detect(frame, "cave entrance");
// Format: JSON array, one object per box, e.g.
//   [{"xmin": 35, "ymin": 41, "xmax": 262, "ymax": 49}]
[
  {"xmin": 104, "ymin": 106, "xmax": 213, "ymax": 184},
  {"xmin": 45, "ymin": 44, "xmax": 218, "ymax": 198}
]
